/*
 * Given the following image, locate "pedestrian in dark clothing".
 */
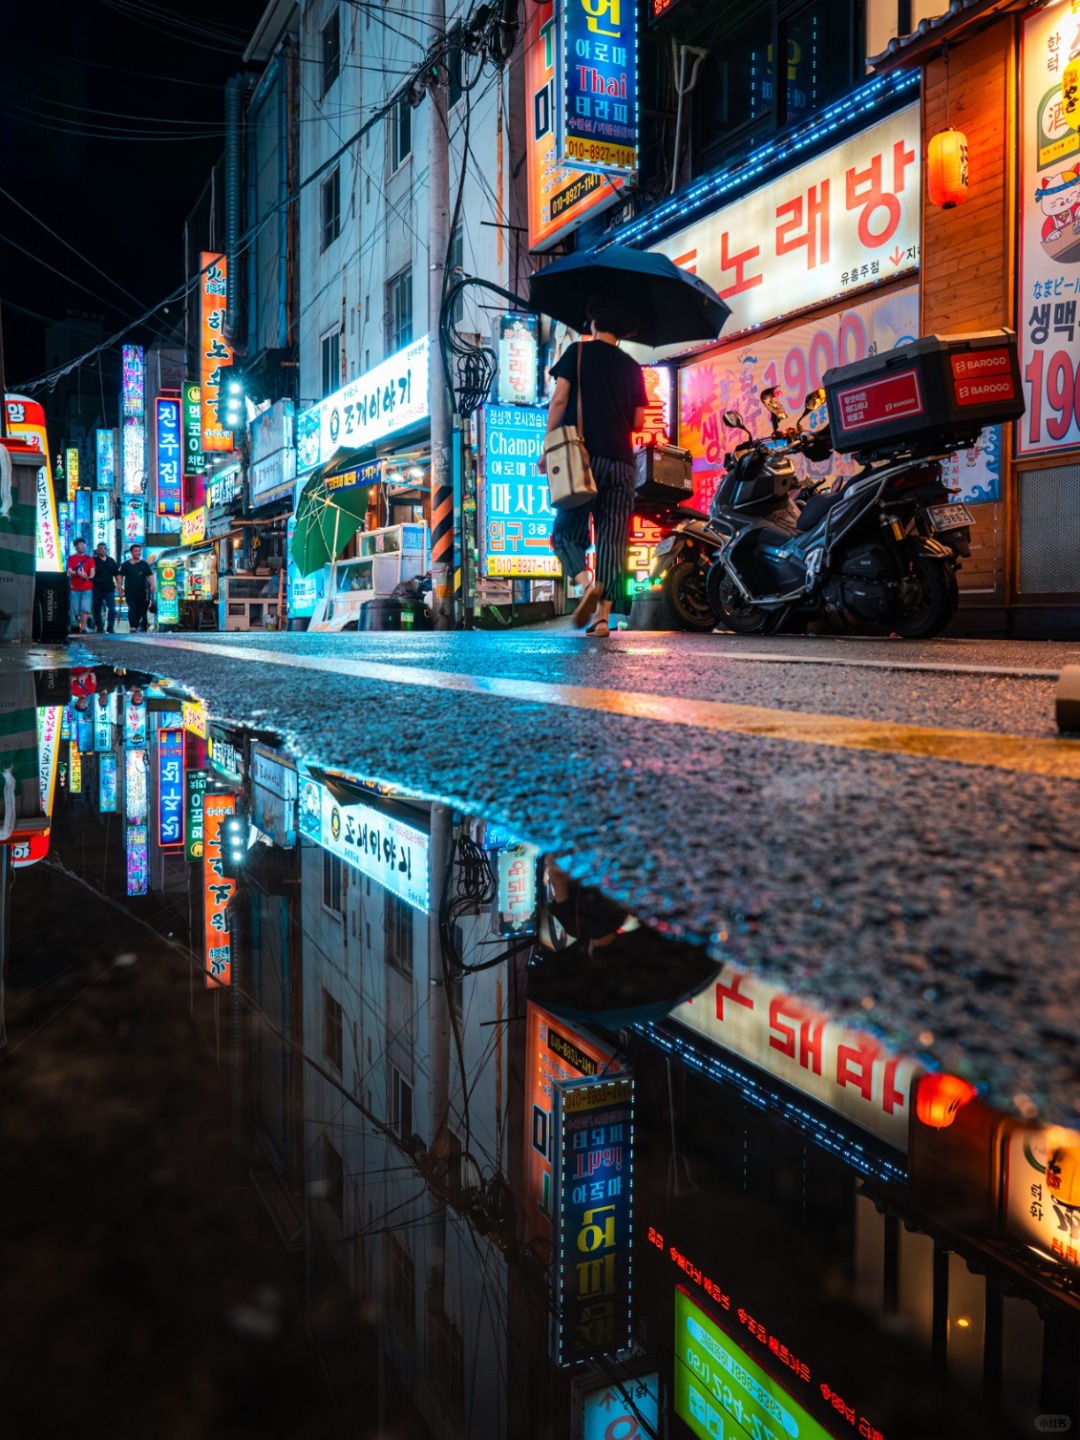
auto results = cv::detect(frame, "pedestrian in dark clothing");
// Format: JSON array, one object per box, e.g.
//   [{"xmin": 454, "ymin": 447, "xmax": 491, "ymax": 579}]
[
  {"xmin": 119, "ymin": 545, "xmax": 155, "ymax": 632},
  {"xmin": 540, "ymin": 294, "xmax": 647, "ymax": 637},
  {"xmin": 91, "ymin": 544, "xmax": 121, "ymax": 633}
]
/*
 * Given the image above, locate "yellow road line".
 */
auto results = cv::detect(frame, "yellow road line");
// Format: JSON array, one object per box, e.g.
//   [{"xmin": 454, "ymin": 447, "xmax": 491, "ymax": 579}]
[{"xmin": 110, "ymin": 637, "xmax": 1080, "ymax": 782}]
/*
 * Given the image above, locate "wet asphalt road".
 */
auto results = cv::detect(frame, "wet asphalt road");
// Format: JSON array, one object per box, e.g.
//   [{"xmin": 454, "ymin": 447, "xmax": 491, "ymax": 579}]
[{"xmin": 25, "ymin": 626, "xmax": 1080, "ymax": 1124}]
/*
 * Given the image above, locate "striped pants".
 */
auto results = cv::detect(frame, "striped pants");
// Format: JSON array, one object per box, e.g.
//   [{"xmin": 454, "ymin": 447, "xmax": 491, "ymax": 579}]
[{"xmin": 550, "ymin": 454, "xmax": 636, "ymax": 612}]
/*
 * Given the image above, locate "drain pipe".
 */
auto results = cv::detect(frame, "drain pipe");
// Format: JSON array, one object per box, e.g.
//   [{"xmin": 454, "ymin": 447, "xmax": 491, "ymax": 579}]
[
  {"xmin": 670, "ymin": 41, "xmax": 709, "ymax": 195},
  {"xmin": 225, "ymin": 73, "xmax": 254, "ymax": 346}
]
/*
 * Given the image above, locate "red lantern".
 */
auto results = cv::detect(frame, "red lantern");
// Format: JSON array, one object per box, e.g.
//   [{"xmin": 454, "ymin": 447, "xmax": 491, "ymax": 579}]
[
  {"xmin": 928, "ymin": 128, "xmax": 969, "ymax": 209},
  {"xmin": 916, "ymin": 1073, "xmax": 977, "ymax": 1128}
]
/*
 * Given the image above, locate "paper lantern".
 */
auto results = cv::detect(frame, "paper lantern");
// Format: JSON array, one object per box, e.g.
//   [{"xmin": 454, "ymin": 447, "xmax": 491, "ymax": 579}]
[
  {"xmin": 916, "ymin": 1073, "xmax": 977, "ymax": 1128},
  {"xmin": 927, "ymin": 128, "xmax": 969, "ymax": 209}
]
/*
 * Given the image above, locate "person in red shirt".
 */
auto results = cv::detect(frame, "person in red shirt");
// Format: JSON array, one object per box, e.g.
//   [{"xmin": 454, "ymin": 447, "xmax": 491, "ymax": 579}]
[{"xmin": 66, "ymin": 538, "xmax": 95, "ymax": 633}]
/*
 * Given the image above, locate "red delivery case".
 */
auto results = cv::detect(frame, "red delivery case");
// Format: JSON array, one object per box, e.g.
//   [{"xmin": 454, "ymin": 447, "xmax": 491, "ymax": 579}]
[{"xmin": 823, "ymin": 328, "xmax": 1024, "ymax": 460}]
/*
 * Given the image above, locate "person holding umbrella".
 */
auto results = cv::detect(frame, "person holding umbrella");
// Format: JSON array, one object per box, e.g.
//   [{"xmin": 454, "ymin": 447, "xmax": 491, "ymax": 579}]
[{"xmin": 539, "ymin": 294, "xmax": 647, "ymax": 636}]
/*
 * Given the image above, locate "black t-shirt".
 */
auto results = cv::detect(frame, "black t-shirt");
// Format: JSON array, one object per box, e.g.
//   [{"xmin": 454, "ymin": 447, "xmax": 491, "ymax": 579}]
[
  {"xmin": 120, "ymin": 559, "xmax": 153, "ymax": 594},
  {"xmin": 92, "ymin": 556, "xmax": 121, "ymax": 594},
  {"xmin": 550, "ymin": 340, "xmax": 648, "ymax": 464}
]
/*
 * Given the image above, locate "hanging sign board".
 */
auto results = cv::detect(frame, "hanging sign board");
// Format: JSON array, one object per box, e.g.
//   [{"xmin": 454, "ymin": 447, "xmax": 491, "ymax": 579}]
[
  {"xmin": 186, "ymin": 769, "xmax": 207, "ymax": 861},
  {"xmin": 203, "ymin": 791, "xmax": 236, "ymax": 986},
  {"xmin": 296, "ymin": 337, "xmax": 430, "ymax": 473},
  {"xmin": 4, "ymin": 394, "xmax": 61, "ymax": 573},
  {"xmin": 480, "ymin": 405, "xmax": 559, "ymax": 578},
  {"xmin": 557, "ymin": 0, "xmax": 639, "ymax": 175},
  {"xmin": 155, "ymin": 396, "xmax": 183, "ymax": 516},
  {"xmin": 183, "ymin": 382, "xmax": 205, "ymax": 476},
  {"xmin": 157, "ymin": 727, "xmax": 185, "ymax": 847},
  {"xmin": 199, "ymin": 253, "xmax": 234, "ymax": 452}
]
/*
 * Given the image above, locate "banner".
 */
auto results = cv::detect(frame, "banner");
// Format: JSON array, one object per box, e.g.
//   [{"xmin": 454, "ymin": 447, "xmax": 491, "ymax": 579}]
[
  {"xmin": 525, "ymin": 1, "xmax": 623, "ymax": 251},
  {"xmin": 199, "ymin": 253, "xmax": 234, "ymax": 452},
  {"xmin": 558, "ymin": 0, "xmax": 638, "ymax": 175},
  {"xmin": 1019, "ymin": 7, "xmax": 1080, "ymax": 454}
]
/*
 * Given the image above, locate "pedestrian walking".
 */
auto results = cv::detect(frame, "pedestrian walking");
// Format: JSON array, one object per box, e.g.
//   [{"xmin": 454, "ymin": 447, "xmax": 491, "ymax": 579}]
[
  {"xmin": 119, "ymin": 545, "xmax": 155, "ymax": 633},
  {"xmin": 91, "ymin": 543, "xmax": 121, "ymax": 634},
  {"xmin": 66, "ymin": 537, "xmax": 95, "ymax": 633},
  {"xmin": 539, "ymin": 295, "xmax": 647, "ymax": 638}
]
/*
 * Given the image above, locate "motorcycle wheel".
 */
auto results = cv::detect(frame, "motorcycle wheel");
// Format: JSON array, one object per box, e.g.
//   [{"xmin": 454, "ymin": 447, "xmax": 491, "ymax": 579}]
[
  {"xmin": 662, "ymin": 559, "xmax": 715, "ymax": 632},
  {"xmin": 707, "ymin": 566, "xmax": 769, "ymax": 634},
  {"xmin": 892, "ymin": 553, "xmax": 958, "ymax": 639}
]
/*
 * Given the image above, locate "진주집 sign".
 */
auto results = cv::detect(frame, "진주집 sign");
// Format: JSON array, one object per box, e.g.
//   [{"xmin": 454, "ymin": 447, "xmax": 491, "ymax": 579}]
[
  {"xmin": 559, "ymin": 0, "xmax": 638, "ymax": 175},
  {"xmin": 669, "ymin": 964, "xmax": 922, "ymax": 1151},
  {"xmin": 552, "ymin": 1074, "xmax": 634, "ymax": 1365},
  {"xmin": 297, "ymin": 768, "xmax": 430, "ymax": 912},
  {"xmin": 155, "ymin": 395, "xmax": 183, "ymax": 516},
  {"xmin": 675, "ymin": 1289, "xmax": 833, "ymax": 1440},
  {"xmin": 199, "ymin": 253, "xmax": 234, "ymax": 452},
  {"xmin": 649, "ymin": 104, "xmax": 920, "ymax": 338},
  {"xmin": 203, "ymin": 791, "xmax": 236, "ymax": 985},
  {"xmin": 295, "ymin": 337, "xmax": 430, "ymax": 473},
  {"xmin": 525, "ymin": 1, "xmax": 623, "ymax": 251},
  {"xmin": 157, "ymin": 727, "xmax": 185, "ymax": 847},
  {"xmin": 480, "ymin": 405, "xmax": 559, "ymax": 578}
]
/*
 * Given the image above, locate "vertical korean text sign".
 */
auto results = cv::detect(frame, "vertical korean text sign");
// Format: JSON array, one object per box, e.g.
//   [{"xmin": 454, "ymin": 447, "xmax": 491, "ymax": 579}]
[
  {"xmin": 199, "ymin": 253, "xmax": 234, "ymax": 453},
  {"xmin": 559, "ymin": 0, "xmax": 638, "ymax": 175},
  {"xmin": 480, "ymin": 405, "xmax": 560, "ymax": 578},
  {"xmin": 552, "ymin": 1073, "xmax": 634, "ymax": 1367},
  {"xmin": 157, "ymin": 728, "xmax": 185, "ymax": 848},
  {"xmin": 155, "ymin": 396, "xmax": 183, "ymax": 516},
  {"xmin": 202, "ymin": 792, "xmax": 236, "ymax": 986}
]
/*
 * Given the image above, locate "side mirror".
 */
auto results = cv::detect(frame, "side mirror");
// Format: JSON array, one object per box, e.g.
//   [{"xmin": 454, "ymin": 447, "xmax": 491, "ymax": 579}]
[
  {"xmin": 760, "ymin": 387, "xmax": 787, "ymax": 420},
  {"xmin": 722, "ymin": 410, "xmax": 745, "ymax": 430},
  {"xmin": 804, "ymin": 388, "xmax": 826, "ymax": 413}
]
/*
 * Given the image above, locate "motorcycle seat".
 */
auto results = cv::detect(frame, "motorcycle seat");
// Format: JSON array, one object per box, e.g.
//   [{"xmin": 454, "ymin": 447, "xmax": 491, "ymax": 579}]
[
  {"xmin": 797, "ymin": 490, "xmax": 845, "ymax": 532},
  {"xmin": 748, "ymin": 524, "xmax": 798, "ymax": 550}
]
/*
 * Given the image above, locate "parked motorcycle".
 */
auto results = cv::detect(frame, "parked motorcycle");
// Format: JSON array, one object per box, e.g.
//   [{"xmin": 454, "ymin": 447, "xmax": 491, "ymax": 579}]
[
  {"xmin": 632, "ymin": 444, "xmax": 718, "ymax": 631},
  {"xmin": 705, "ymin": 330, "xmax": 1025, "ymax": 639}
]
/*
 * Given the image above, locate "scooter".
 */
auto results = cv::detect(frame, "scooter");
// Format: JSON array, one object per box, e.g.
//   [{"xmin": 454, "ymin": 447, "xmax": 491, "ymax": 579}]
[{"xmin": 706, "ymin": 389, "xmax": 974, "ymax": 638}]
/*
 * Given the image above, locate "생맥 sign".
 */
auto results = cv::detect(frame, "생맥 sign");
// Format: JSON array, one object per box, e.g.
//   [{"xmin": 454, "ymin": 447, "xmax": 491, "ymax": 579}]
[
  {"xmin": 480, "ymin": 405, "xmax": 559, "ymax": 578},
  {"xmin": 669, "ymin": 964, "xmax": 922, "ymax": 1151},
  {"xmin": 649, "ymin": 103, "xmax": 920, "ymax": 337},
  {"xmin": 296, "ymin": 337, "xmax": 429, "ymax": 474},
  {"xmin": 552, "ymin": 1074, "xmax": 634, "ymax": 1366}
]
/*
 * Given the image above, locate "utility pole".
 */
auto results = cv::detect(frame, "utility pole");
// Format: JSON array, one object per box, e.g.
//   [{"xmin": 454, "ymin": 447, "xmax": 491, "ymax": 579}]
[{"xmin": 427, "ymin": 0, "xmax": 454, "ymax": 629}]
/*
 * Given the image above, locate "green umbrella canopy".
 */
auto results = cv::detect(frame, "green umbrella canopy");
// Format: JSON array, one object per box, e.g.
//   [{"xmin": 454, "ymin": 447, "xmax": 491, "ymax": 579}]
[{"xmin": 290, "ymin": 475, "xmax": 375, "ymax": 578}]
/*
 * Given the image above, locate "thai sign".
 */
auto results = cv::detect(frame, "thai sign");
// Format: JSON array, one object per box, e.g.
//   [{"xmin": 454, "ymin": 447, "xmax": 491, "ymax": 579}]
[
  {"xmin": 649, "ymin": 104, "xmax": 920, "ymax": 337},
  {"xmin": 558, "ymin": 0, "xmax": 638, "ymax": 175},
  {"xmin": 669, "ymin": 964, "xmax": 921, "ymax": 1151},
  {"xmin": 525, "ymin": 1, "xmax": 624, "ymax": 251},
  {"xmin": 552, "ymin": 1074, "xmax": 634, "ymax": 1366}
]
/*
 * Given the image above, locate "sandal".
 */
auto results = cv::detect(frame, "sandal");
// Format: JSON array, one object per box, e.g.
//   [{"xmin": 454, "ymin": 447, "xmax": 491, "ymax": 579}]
[
  {"xmin": 571, "ymin": 582, "xmax": 603, "ymax": 629},
  {"xmin": 585, "ymin": 621, "xmax": 610, "ymax": 637}
]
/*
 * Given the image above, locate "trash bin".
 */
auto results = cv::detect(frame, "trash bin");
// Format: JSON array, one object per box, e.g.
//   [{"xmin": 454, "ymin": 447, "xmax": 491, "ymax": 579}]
[
  {"xmin": 355, "ymin": 598, "xmax": 432, "ymax": 631},
  {"xmin": 34, "ymin": 572, "xmax": 69, "ymax": 641}
]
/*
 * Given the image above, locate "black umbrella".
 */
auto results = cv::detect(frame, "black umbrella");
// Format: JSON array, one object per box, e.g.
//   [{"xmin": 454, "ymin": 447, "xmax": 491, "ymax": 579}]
[{"xmin": 528, "ymin": 244, "xmax": 731, "ymax": 348}]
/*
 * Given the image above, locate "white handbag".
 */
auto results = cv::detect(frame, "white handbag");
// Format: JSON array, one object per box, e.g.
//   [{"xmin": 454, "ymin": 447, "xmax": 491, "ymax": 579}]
[{"xmin": 543, "ymin": 343, "xmax": 596, "ymax": 510}]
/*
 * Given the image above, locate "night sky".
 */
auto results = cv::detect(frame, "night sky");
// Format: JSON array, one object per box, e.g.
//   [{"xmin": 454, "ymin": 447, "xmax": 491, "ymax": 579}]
[{"xmin": 1, "ymin": 0, "xmax": 268, "ymax": 396}]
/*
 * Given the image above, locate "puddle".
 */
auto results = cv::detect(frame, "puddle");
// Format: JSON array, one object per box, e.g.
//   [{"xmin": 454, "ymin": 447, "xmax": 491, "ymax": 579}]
[{"xmin": 0, "ymin": 663, "xmax": 1071, "ymax": 1438}]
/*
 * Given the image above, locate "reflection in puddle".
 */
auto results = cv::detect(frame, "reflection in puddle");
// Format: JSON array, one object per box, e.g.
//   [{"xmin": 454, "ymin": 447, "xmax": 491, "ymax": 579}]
[{"xmin": 1, "ymin": 665, "xmax": 1074, "ymax": 1437}]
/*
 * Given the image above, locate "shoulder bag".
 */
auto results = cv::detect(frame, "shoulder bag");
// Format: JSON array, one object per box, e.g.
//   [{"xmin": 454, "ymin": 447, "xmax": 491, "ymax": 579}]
[{"xmin": 543, "ymin": 343, "xmax": 597, "ymax": 510}]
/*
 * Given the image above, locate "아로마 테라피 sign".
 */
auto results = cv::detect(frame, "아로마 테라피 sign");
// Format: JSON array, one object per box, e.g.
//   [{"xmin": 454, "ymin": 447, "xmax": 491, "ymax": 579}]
[
  {"xmin": 649, "ymin": 104, "xmax": 920, "ymax": 339},
  {"xmin": 480, "ymin": 405, "xmax": 559, "ymax": 578},
  {"xmin": 525, "ymin": 1, "xmax": 623, "ymax": 251},
  {"xmin": 199, "ymin": 254, "xmax": 233, "ymax": 453},
  {"xmin": 558, "ymin": 0, "xmax": 638, "ymax": 176},
  {"xmin": 669, "ymin": 964, "xmax": 921, "ymax": 1151},
  {"xmin": 295, "ymin": 338, "xmax": 429, "ymax": 474},
  {"xmin": 552, "ymin": 1074, "xmax": 634, "ymax": 1366}
]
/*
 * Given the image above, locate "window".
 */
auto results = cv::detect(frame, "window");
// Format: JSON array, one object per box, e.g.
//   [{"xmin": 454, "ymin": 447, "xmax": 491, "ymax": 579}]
[
  {"xmin": 385, "ymin": 890, "xmax": 413, "ymax": 975},
  {"xmin": 448, "ymin": 222, "xmax": 464, "ymax": 326},
  {"xmin": 321, "ymin": 9, "xmax": 340, "ymax": 96},
  {"xmin": 386, "ymin": 269, "xmax": 412, "ymax": 354},
  {"xmin": 322, "ymin": 1135, "xmax": 344, "ymax": 1219},
  {"xmin": 323, "ymin": 989, "xmax": 343, "ymax": 1071},
  {"xmin": 320, "ymin": 166, "xmax": 340, "ymax": 251},
  {"xmin": 386, "ymin": 1233, "xmax": 415, "ymax": 1339},
  {"xmin": 782, "ymin": 2, "xmax": 854, "ymax": 123},
  {"xmin": 390, "ymin": 93, "xmax": 412, "ymax": 172},
  {"xmin": 390, "ymin": 1064, "xmax": 413, "ymax": 1142},
  {"xmin": 322, "ymin": 848, "xmax": 342, "ymax": 910},
  {"xmin": 427, "ymin": 1306, "xmax": 465, "ymax": 1418},
  {"xmin": 321, "ymin": 329, "xmax": 341, "ymax": 399}
]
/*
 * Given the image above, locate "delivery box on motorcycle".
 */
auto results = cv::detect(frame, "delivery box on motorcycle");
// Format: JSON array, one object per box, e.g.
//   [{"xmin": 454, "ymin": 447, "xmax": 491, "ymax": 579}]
[
  {"xmin": 634, "ymin": 443, "xmax": 694, "ymax": 502},
  {"xmin": 822, "ymin": 328, "xmax": 1024, "ymax": 460}
]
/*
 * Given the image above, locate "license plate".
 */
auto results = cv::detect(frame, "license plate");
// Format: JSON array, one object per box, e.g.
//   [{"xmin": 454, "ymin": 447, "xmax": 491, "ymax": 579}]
[
  {"xmin": 655, "ymin": 536, "xmax": 676, "ymax": 556},
  {"xmin": 927, "ymin": 502, "xmax": 974, "ymax": 532}
]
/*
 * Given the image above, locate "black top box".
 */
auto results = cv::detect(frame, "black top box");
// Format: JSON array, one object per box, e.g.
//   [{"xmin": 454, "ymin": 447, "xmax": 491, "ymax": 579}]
[{"xmin": 823, "ymin": 328, "xmax": 1024, "ymax": 461}]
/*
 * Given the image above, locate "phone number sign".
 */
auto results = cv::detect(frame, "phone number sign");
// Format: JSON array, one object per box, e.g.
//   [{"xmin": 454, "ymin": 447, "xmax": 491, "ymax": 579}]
[{"xmin": 480, "ymin": 405, "xmax": 561, "ymax": 578}]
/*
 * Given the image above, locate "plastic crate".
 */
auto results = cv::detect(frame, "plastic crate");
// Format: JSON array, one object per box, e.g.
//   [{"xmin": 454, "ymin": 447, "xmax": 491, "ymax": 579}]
[{"xmin": 823, "ymin": 328, "xmax": 1024, "ymax": 460}]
